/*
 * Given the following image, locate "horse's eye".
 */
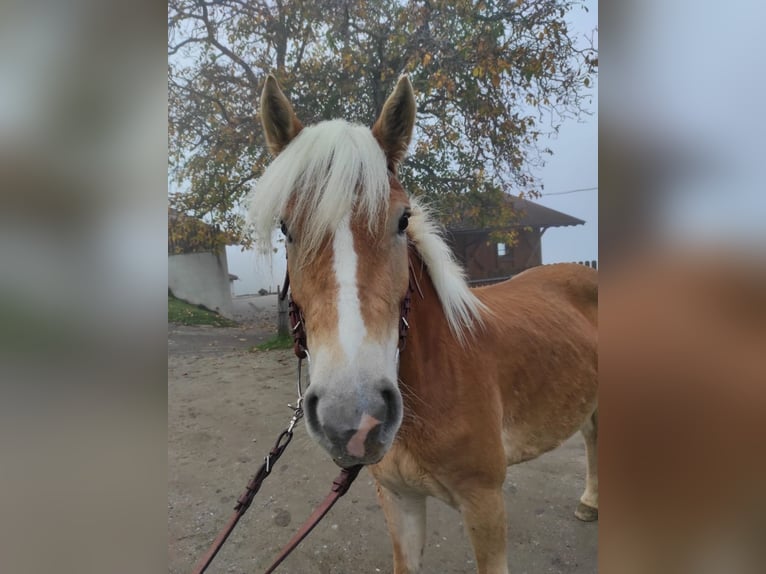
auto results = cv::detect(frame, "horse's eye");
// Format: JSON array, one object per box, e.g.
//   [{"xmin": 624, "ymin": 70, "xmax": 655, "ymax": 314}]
[
  {"xmin": 280, "ymin": 220, "xmax": 292, "ymax": 243},
  {"xmin": 398, "ymin": 212, "xmax": 410, "ymax": 234}
]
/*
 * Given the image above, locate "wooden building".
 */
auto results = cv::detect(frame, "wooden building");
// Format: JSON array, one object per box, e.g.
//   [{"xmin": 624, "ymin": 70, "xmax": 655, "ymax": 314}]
[{"xmin": 446, "ymin": 196, "xmax": 584, "ymax": 284}]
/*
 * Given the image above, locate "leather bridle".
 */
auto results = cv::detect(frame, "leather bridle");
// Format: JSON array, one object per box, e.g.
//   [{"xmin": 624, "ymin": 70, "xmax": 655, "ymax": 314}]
[{"xmin": 279, "ymin": 253, "xmax": 421, "ymax": 360}]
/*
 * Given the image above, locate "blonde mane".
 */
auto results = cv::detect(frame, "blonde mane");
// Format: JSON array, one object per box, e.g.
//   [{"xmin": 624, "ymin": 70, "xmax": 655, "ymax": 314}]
[
  {"xmin": 407, "ymin": 197, "xmax": 487, "ymax": 342},
  {"xmin": 247, "ymin": 119, "xmax": 486, "ymax": 341},
  {"xmin": 249, "ymin": 119, "xmax": 389, "ymax": 260}
]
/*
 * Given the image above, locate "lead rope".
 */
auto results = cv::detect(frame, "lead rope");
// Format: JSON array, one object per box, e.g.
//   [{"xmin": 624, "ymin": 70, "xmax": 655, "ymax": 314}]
[
  {"xmin": 190, "ymin": 361, "xmax": 307, "ymax": 574},
  {"xmin": 262, "ymin": 464, "xmax": 362, "ymax": 574}
]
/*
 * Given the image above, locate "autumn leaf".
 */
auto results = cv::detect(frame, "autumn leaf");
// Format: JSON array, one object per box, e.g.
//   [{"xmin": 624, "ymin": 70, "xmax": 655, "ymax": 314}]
[{"xmin": 168, "ymin": 0, "xmax": 598, "ymax": 236}]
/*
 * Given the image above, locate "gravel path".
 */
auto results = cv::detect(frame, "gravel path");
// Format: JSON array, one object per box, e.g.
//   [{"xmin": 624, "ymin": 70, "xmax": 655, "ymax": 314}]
[{"xmin": 168, "ymin": 324, "xmax": 597, "ymax": 573}]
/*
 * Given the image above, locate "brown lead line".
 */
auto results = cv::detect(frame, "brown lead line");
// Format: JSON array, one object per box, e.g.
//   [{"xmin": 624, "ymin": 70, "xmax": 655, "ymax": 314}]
[
  {"xmin": 191, "ymin": 431, "xmax": 295, "ymax": 574},
  {"xmin": 190, "ymin": 459, "xmax": 362, "ymax": 574},
  {"xmin": 263, "ymin": 464, "xmax": 363, "ymax": 573}
]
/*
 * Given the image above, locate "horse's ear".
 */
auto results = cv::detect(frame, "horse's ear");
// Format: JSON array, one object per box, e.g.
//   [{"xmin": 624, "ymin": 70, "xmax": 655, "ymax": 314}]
[
  {"xmin": 372, "ymin": 75, "xmax": 416, "ymax": 170},
  {"xmin": 260, "ymin": 75, "xmax": 303, "ymax": 155}
]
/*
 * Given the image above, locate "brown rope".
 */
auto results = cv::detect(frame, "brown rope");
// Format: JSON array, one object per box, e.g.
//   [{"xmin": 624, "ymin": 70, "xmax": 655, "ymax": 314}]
[
  {"xmin": 191, "ymin": 431, "xmax": 295, "ymax": 574},
  {"xmin": 191, "ymin": 461, "xmax": 361, "ymax": 574},
  {"xmin": 263, "ymin": 465, "xmax": 362, "ymax": 573}
]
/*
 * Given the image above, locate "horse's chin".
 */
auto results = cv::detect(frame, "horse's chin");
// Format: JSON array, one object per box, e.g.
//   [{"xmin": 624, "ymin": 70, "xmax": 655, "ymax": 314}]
[
  {"xmin": 310, "ymin": 434, "xmax": 392, "ymax": 468},
  {"xmin": 332, "ymin": 454, "xmax": 382, "ymax": 469}
]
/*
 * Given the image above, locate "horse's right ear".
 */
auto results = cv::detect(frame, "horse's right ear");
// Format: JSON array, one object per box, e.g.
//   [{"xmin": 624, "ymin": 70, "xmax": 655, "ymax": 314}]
[{"xmin": 260, "ymin": 75, "xmax": 303, "ymax": 156}]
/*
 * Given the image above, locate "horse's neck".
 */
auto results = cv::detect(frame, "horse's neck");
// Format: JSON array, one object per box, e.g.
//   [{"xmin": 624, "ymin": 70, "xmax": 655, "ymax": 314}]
[{"xmin": 398, "ymin": 251, "xmax": 456, "ymax": 400}]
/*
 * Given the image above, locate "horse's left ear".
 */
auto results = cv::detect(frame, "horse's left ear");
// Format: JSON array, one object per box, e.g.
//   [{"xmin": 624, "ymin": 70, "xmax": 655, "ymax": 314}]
[{"xmin": 372, "ymin": 75, "xmax": 416, "ymax": 171}]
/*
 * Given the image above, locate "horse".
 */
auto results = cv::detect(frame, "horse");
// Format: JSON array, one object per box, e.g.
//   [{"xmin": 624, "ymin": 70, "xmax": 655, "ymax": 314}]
[{"xmin": 249, "ymin": 74, "xmax": 598, "ymax": 574}]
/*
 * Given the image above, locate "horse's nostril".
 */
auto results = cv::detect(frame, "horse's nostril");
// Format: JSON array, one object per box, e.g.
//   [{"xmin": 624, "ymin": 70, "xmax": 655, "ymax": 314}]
[
  {"xmin": 380, "ymin": 388, "xmax": 394, "ymax": 407},
  {"xmin": 306, "ymin": 392, "xmax": 319, "ymax": 415},
  {"xmin": 304, "ymin": 391, "xmax": 320, "ymax": 430},
  {"xmin": 380, "ymin": 386, "xmax": 401, "ymax": 423}
]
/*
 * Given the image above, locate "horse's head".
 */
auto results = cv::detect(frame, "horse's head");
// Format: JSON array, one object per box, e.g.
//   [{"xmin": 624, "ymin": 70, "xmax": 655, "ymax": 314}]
[{"xmin": 252, "ymin": 75, "xmax": 417, "ymax": 467}]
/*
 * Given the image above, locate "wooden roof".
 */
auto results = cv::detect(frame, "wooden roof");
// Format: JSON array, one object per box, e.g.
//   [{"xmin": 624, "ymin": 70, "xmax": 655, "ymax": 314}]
[{"xmin": 448, "ymin": 196, "xmax": 584, "ymax": 233}]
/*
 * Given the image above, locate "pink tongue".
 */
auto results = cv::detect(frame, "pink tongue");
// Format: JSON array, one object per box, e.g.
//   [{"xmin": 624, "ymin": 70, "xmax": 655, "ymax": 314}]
[{"xmin": 346, "ymin": 413, "xmax": 382, "ymax": 458}]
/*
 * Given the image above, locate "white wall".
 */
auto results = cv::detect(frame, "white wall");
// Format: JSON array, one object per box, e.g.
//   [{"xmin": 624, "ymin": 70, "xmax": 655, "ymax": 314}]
[
  {"xmin": 168, "ymin": 250, "xmax": 233, "ymax": 318},
  {"xmin": 226, "ymin": 231, "xmax": 286, "ymax": 296}
]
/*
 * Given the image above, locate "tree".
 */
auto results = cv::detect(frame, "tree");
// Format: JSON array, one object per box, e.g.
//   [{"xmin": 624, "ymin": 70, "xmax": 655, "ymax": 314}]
[{"xmin": 168, "ymin": 0, "xmax": 597, "ymax": 246}]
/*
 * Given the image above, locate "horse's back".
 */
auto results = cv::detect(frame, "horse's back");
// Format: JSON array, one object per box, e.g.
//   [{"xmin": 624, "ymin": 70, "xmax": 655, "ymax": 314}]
[
  {"xmin": 514, "ymin": 263, "xmax": 597, "ymax": 324},
  {"xmin": 477, "ymin": 263, "xmax": 597, "ymax": 326}
]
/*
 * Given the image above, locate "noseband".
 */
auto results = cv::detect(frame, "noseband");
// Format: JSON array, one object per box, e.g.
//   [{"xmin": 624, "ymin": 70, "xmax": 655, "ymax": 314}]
[{"xmin": 279, "ymin": 254, "xmax": 422, "ymax": 360}]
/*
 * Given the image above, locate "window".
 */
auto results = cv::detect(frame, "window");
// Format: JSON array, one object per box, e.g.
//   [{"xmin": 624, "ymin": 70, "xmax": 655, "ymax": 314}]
[{"xmin": 497, "ymin": 242, "xmax": 506, "ymax": 257}]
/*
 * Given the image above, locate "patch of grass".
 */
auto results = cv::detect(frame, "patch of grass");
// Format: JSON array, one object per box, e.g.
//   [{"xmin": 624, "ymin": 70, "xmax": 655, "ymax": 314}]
[
  {"xmin": 253, "ymin": 333, "xmax": 294, "ymax": 351},
  {"xmin": 168, "ymin": 295, "xmax": 237, "ymax": 327}
]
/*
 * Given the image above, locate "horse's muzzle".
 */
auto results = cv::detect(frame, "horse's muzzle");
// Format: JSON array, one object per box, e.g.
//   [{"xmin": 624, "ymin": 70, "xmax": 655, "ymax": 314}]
[{"xmin": 303, "ymin": 378, "xmax": 403, "ymax": 466}]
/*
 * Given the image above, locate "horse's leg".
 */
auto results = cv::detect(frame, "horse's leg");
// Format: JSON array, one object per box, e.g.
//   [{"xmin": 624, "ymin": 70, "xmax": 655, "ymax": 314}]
[
  {"xmin": 575, "ymin": 408, "xmax": 599, "ymax": 521},
  {"xmin": 459, "ymin": 486, "xmax": 509, "ymax": 574},
  {"xmin": 376, "ymin": 483, "xmax": 427, "ymax": 574}
]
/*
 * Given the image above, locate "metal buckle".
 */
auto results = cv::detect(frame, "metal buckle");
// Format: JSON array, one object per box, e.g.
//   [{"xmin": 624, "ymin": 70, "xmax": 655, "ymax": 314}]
[{"xmin": 286, "ymin": 352, "xmax": 310, "ymax": 433}]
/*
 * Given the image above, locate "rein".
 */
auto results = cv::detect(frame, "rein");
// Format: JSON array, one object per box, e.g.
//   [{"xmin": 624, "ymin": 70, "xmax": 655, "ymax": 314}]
[
  {"xmin": 190, "ymin": 355, "xmax": 362, "ymax": 574},
  {"xmin": 191, "ymin": 254, "xmax": 420, "ymax": 573}
]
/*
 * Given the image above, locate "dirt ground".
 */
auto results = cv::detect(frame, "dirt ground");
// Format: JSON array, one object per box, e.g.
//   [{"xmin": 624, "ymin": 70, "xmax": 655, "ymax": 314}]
[{"xmin": 168, "ymin": 301, "xmax": 597, "ymax": 573}]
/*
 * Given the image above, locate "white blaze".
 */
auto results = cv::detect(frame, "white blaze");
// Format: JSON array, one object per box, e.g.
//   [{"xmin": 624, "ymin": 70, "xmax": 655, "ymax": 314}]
[{"xmin": 332, "ymin": 214, "xmax": 366, "ymax": 360}]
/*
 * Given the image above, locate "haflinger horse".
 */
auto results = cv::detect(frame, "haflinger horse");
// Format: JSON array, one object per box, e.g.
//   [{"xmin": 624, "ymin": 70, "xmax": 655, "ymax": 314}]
[{"xmin": 249, "ymin": 74, "xmax": 598, "ymax": 574}]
